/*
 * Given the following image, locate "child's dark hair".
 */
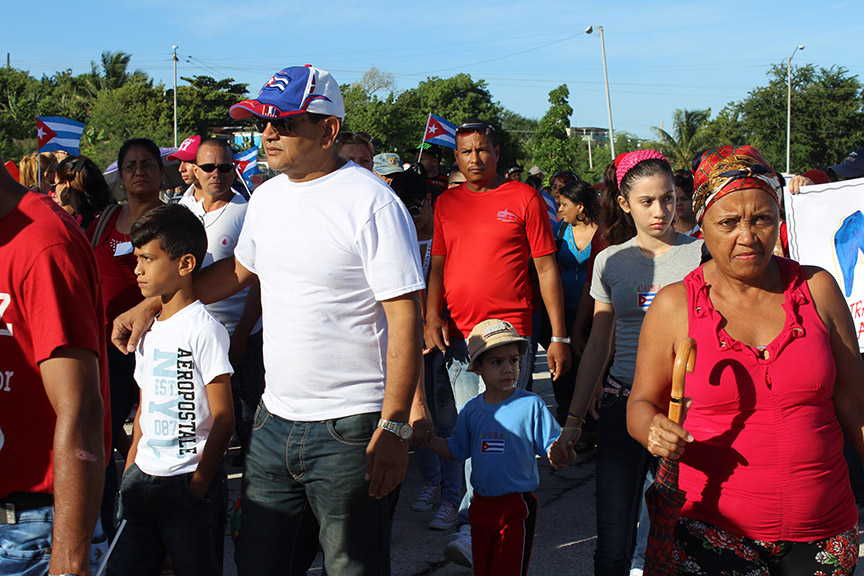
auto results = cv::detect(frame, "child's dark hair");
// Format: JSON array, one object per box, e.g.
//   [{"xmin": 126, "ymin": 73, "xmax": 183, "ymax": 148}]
[
  {"xmin": 600, "ymin": 158, "xmax": 673, "ymax": 245},
  {"xmin": 559, "ymin": 180, "xmax": 601, "ymax": 225},
  {"xmin": 130, "ymin": 204, "xmax": 207, "ymax": 271}
]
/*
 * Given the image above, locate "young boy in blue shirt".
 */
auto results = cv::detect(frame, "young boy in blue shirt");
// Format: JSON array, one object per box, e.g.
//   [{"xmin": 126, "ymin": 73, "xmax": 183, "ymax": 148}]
[
  {"xmin": 109, "ymin": 204, "xmax": 235, "ymax": 576},
  {"xmin": 423, "ymin": 319, "xmax": 576, "ymax": 576}
]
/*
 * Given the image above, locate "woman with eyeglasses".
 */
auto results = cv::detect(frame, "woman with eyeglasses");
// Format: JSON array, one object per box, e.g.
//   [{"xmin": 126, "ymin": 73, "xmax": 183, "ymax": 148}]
[
  {"xmin": 53, "ymin": 156, "xmax": 115, "ymax": 229},
  {"xmin": 86, "ymin": 138, "xmax": 164, "ymax": 539}
]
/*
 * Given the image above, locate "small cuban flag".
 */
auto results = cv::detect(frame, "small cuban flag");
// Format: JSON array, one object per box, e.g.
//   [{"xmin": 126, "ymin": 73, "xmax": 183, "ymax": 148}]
[
  {"xmin": 481, "ymin": 438, "xmax": 505, "ymax": 454},
  {"xmin": 423, "ymin": 113, "xmax": 457, "ymax": 149},
  {"xmin": 37, "ymin": 116, "xmax": 85, "ymax": 156},
  {"xmin": 233, "ymin": 147, "xmax": 261, "ymax": 181}
]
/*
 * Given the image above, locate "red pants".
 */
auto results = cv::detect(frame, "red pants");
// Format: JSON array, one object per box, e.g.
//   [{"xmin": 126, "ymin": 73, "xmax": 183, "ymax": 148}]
[{"xmin": 469, "ymin": 492, "xmax": 537, "ymax": 576}]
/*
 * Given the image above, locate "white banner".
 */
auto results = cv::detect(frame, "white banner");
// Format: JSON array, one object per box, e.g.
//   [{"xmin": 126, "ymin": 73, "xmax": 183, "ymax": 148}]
[{"xmin": 785, "ymin": 177, "xmax": 864, "ymax": 351}]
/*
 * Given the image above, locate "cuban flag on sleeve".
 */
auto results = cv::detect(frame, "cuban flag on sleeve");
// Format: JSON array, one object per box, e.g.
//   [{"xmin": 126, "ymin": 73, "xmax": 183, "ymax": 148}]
[
  {"xmin": 233, "ymin": 147, "xmax": 261, "ymax": 181},
  {"xmin": 423, "ymin": 113, "xmax": 457, "ymax": 149},
  {"xmin": 37, "ymin": 116, "xmax": 85, "ymax": 156}
]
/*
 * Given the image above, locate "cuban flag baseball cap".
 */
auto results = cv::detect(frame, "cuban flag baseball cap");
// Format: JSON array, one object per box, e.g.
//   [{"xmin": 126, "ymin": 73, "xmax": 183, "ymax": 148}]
[{"xmin": 229, "ymin": 65, "xmax": 344, "ymax": 121}]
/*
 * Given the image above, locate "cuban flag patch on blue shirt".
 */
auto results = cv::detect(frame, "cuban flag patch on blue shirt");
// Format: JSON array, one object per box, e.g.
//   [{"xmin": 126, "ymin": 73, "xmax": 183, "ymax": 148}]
[{"xmin": 481, "ymin": 439, "xmax": 505, "ymax": 453}]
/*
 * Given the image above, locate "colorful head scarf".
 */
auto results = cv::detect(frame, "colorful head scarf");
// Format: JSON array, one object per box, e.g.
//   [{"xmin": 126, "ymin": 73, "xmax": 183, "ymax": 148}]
[
  {"xmin": 615, "ymin": 149, "xmax": 669, "ymax": 189},
  {"xmin": 692, "ymin": 145, "xmax": 781, "ymax": 224}
]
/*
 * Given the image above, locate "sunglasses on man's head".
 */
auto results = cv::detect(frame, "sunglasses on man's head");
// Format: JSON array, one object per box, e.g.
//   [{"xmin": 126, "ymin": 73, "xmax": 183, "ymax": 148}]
[
  {"xmin": 197, "ymin": 163, "xmax": 234, "ymax": 174},
  {"xmin": 455, "ymin": 122, "xmax": 495, "ymax": 135}
]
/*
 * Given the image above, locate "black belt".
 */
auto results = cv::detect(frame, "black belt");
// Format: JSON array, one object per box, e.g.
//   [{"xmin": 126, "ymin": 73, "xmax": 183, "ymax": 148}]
[{"xmin": 0, "ymin": 492, "xmax": 53, "ymax": 524}]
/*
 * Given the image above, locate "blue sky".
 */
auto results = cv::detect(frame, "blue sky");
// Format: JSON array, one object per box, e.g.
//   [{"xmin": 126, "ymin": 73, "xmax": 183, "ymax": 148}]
[{"xmin": 2, "ymin": 0, "xmax": 861, "ymax": 141}]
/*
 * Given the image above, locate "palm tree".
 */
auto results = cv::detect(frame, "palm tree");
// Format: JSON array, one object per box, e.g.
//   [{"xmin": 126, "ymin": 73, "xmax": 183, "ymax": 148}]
[
  {"xmin": 650, "ymin": 109, "xmax": 719, "ymax": 171},
  {"xmin": 84, "ymin": 51, "xmax": 146, "ymax": 96}
]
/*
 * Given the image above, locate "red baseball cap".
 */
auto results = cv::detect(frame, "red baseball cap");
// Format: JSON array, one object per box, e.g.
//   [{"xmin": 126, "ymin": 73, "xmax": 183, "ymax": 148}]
[{"xmin": 166, "ymin": 135, "xmax": 201, "ymax": 162}]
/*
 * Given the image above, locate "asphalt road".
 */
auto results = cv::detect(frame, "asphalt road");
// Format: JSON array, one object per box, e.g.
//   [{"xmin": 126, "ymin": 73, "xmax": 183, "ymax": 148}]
[{"xmin": 214, "ymin": 350, "xmax": 864, "ymax": 575}]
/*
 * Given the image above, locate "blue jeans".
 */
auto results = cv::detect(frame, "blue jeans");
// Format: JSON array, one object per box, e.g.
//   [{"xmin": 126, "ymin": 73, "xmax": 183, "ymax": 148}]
[
  {"xmin": 415, "ymin": 349, "xmax": 463, "ymax": 504},
  {"xmin": 109, "ymin": 463, "xmax": 227, "ymax": 576},
  {"xmin": 446, "ymin": 338, "xmax": 532, "ymax": 525},
  {"xmin": 231, "ymin": 329, "xmax": 266, "ymax": 454},
  {"xmin": 0, "ymin": 505, "xmax": 52, "ymax": 576},
  {"xmin": 630, "ymin": 463, "xmax": 656, "ymax": 572},
  {"xmin": 594, "ymin": 393, "xmax": 651, "ymax": 576},
  {"xmin": 234, "ymin": 403, "xmax": 391, "ymax": 576}
]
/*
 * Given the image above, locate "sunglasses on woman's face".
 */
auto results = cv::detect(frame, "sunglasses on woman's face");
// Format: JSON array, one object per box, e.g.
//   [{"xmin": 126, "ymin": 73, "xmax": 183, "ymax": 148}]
[{"xmin": 196, "ymin": 163, "xmax": 234, "ymax": 174}]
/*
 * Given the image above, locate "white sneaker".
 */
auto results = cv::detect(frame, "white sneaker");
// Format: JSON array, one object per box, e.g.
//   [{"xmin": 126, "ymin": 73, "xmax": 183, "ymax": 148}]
[
  {"xmin": 444, "ymin": 524, "xmax": 472, "ymax": 567},
  {"xmin": 412, "ymin": 483, "xmax": 441, "ymax": 512},
  {"xmin": 629, "ymin": 569, "xmax": 644, "ymax": 576},
  {"xmin": 428, "ymin": 501, "xmax": 459, "ymax": 530}
]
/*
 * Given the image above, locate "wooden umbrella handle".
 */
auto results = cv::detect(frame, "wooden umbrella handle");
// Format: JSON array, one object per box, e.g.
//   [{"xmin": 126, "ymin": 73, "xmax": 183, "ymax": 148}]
[{"xmin": 669, "ymin": 338, "xmax": 696, "ymax": 425}]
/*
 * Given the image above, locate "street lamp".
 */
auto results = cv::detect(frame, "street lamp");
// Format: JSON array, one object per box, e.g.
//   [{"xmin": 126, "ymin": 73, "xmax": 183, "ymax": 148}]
[
  {"xmin": 586, "ymin": 25, "xmax": 615, "ymax": 158},
  {"xmin": 786, "ymin": 44, "xmax": 805, "ymax": 174},
  {"xmin": 172, "ymin": 45, "xmax": 179, "ymax": 148}
]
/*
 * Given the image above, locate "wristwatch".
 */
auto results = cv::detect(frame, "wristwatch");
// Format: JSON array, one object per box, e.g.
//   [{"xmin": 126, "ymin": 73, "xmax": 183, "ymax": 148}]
[
  {"xmin": 550, "ymin": 336, "xmax": 571, "ymax": 344},
  {"xmin": 377, "ymin": 418, "xmax": 413, "ymax": 440}
]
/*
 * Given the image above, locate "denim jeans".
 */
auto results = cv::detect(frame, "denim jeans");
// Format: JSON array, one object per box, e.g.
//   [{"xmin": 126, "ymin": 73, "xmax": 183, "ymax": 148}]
[
  {"xmin": 629, "ymin": 462, "xmax": 656, "ymax": 572},
  {"xmin": 231, "ymin": 329, "xmax": 266, "ymax": 454},
  {"xmin": 109, "ymin": 463, "xmax": 227, "ymax": 576},
  {"xmin": 415, "ymin": 349, "xmax": 463, "ymax": 504},
  {"xmin": 0, "ymin": 505, "xmax": 52, "ymax": 576},
  {"xmin": 594, "ymin": 393, "xmax": 651, "ymax": 576},
  {"xmin": 446, "ymin": 338, "xmax": 532, "ymax": 525},
  {"xmin": 234, "ymin": 403, "xmax": 391, "ymax": 576}
]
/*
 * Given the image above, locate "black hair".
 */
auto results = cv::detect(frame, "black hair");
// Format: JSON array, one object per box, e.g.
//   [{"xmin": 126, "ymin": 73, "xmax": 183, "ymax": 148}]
[
  {"xmin": 525, "ymin": 174, "xmax": 543, "ymax": 191},
  {"xmin": 601, "ymin": 157, "xmax": 673, "ymax": 245},
  {"xmin": 673, "ymin": 169, "xmax": 694, "ymax": 198},
  {"xmin": 390, "ymin": 167, "xmax": 431, "ymax": 207},
  {"xmin": 130, "ymin": 204, "xmax": 207, "ymax": 271},
  {"xmin": 559, "ymin": 180, "xmax": 601, "ymax": 225},
  {"xmin": 456, "ymin": 117, "xmax": 498, "ymax": 148},
  {"xmin": 55, "ymin": 156, "xmax": 116, "ymax": 229},
  {"xmin": 117, "ymin": 138, "xmax": 164, "ymax": 169}
]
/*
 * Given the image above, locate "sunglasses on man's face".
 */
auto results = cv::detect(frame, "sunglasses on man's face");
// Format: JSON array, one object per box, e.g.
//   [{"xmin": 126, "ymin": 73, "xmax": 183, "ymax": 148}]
[
  {"xmin": 197, "ymin": 163, "xmax": 234, "ymax": 174},
  {"xmin": 253, "ymin": 115, "xmax": 313, "ymax": 136}
]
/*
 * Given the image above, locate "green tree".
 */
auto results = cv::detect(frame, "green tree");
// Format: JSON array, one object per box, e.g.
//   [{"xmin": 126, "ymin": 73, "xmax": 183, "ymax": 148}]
[
  {"xmin": 648, "ymin": 108, "xmax": 721, "ymax": 170},
  {"xmin": 573, "ymin": 131, "xmax": 642, "ymax": 184},
  {"xmin": 82, "ymin": 78, "xmax": 173, "ymax": 168},
  {"xmin": 529, "ymin": 84, "xmax": 577, "ymax": 175},
  {"xmin": 709, "ymin": 64, "xmax": 864, "ymax": 172},
  {"xmin": 84, "ymin": 50, "xmax": 146, "ymax": 96},
  {"xmin": 173, "ymin": 75, "xmax": 249, "ymax": 137}
]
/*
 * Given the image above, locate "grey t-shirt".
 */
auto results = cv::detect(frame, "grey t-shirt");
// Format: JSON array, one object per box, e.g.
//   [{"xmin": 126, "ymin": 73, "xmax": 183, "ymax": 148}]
[{"xmin": 590, "ymin": 233, "xmax": 704, "ymax": 385}]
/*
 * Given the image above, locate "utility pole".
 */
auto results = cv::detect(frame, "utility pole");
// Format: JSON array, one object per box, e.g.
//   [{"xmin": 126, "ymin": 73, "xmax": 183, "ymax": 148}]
[{"xmin": 172, "ymin": 45, "xmax": 179, "ymax": 147}]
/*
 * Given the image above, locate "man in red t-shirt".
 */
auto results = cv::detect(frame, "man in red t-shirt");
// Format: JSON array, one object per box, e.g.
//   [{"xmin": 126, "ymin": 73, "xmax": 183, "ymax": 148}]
[
  {"xmin": 0, "ymin": 152, "xmax": 109, "ymax": 576},
  {"xmin": 423, "ymin": 119, "xmax": 570, "ymax": 567}
]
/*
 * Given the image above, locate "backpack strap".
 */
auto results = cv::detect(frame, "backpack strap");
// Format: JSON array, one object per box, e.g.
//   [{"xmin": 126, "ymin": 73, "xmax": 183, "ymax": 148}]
[{"xmin": 90, "ymin": 204, "xmax": 121, "ymax": 250}]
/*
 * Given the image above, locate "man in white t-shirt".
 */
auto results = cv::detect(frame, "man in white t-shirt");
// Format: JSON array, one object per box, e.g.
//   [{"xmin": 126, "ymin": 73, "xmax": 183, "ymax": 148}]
[
  {"xmin": 180, "ymin": 138, "xmax": 265, "ymax": 461},
  {"xmin": 113, "ymin": 64, "xmax": 426, "ymax": 576}
]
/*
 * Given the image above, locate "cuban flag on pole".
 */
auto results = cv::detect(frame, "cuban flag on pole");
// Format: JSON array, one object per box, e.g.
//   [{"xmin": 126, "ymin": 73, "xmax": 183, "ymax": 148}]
[
  {"xmin": 423, "ymin": 113, "xmax": 457, "ymax": 149},
  {"xmin": 37, "ymin": 116, "xmax": 85, "ymax": 156},
  {"xmin": 233, "ymin": 147, "xmax": 261, "ymax": 182}
]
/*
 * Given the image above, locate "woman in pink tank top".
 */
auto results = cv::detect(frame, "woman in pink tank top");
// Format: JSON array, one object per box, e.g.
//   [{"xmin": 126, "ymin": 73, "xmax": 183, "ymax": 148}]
[{"xmin": 628, "ymin": 146, "xmax": 863, "ymax": 575}]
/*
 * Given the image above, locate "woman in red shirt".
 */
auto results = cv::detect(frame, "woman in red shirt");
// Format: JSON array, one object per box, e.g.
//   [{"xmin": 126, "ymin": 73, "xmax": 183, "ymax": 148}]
[{"xmin": 628, "ymin": 145, "xmax": 863, "ymax": 575}]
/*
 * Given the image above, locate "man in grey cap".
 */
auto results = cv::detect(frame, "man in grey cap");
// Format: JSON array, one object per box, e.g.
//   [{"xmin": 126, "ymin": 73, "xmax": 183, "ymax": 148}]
[
  {"xmin": 113, "ymin": 64, "xmax": 426, "ymax": 576},
  {"xmin": 373, "ymin": 152, "xmax": 404, "ymax": 185}
]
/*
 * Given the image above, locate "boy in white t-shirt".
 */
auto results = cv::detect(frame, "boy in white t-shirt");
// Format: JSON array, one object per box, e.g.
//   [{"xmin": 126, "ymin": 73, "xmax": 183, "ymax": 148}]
[{"xmin": 109, "ymin": 204, "xmax": 235, "ymax": 576}]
